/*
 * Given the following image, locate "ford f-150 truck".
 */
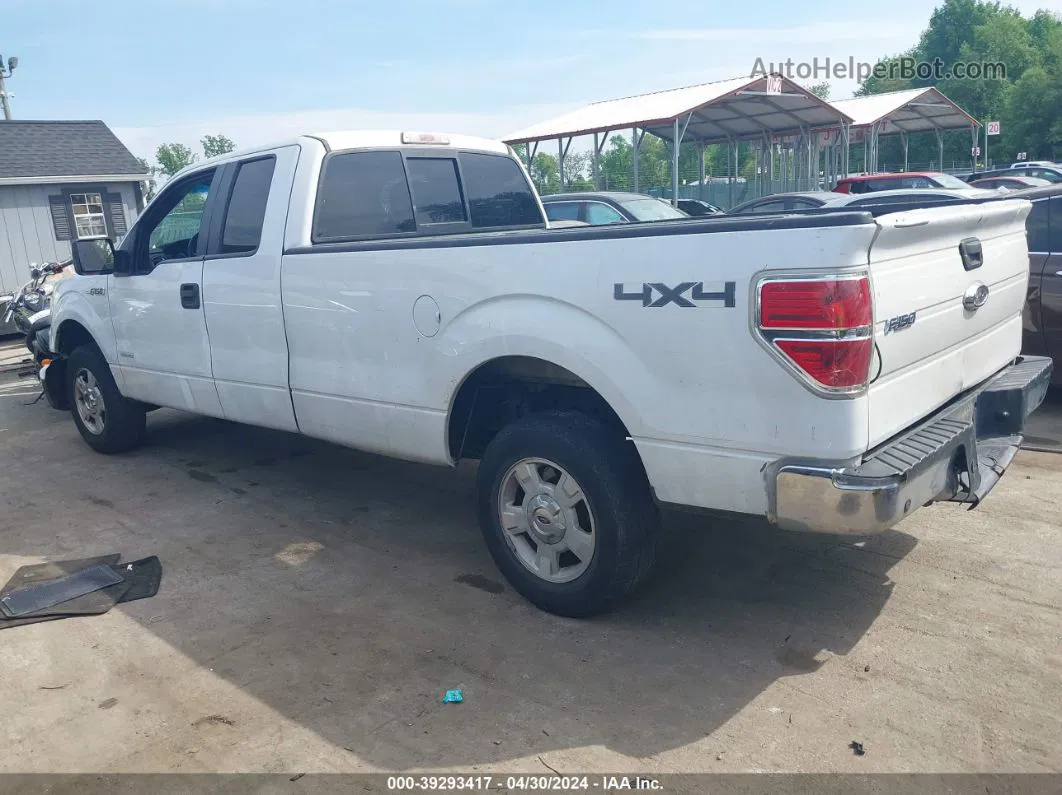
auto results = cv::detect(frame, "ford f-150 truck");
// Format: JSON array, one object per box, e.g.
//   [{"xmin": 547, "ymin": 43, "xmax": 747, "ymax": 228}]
[{"xmin": 51, "ymin": 130, "xmax": 1051, "ymax": 616}]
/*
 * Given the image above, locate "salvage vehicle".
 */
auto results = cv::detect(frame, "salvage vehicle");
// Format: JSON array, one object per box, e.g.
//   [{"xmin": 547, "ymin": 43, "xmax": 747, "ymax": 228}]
[{"xmin": 51, "ymin": 130, "xmax": 1051, "ymax": 617}]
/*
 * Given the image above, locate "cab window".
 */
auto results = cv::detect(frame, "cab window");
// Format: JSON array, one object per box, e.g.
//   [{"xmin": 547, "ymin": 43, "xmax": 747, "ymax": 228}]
[{"xmin": 139, "ymin": 169, "xmax": 216, "ymax": 273}]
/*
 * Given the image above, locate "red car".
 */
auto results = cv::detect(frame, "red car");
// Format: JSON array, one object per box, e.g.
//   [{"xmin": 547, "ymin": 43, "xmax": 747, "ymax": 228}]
[{"xmin": 833, "ymin": 172, "xmax": 973, "ymax": 194}]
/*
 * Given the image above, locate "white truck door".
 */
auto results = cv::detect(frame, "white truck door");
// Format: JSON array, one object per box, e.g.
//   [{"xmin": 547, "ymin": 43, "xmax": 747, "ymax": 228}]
[
  {"xmin": 200, "ymin": 146, "xmax": 300, "ymax": 431},
  {"xmin": 109, "ymin": 166, "xmax": 223, "ymax": 416}
]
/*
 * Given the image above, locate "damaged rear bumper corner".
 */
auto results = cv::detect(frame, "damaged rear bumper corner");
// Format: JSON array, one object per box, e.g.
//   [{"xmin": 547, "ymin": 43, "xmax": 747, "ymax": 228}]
[{"xmin": 767, "ymin": 355, "xmax": 1052, "ymax": 536}]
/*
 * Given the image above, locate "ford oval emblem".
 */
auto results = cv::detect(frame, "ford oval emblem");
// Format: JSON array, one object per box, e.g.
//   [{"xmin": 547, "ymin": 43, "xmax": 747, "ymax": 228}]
[{"xmin": 963, "ymin": 282, "xmax": 989, "ymax": 311}]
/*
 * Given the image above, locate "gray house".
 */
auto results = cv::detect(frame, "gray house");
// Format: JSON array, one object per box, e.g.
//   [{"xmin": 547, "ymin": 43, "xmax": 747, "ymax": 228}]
[{"xmin": 0, "ymin": 120, "xmax": 148, "ymax": 294}]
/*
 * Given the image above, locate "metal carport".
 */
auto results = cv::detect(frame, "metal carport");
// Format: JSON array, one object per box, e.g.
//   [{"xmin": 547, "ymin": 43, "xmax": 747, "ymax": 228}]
[
  {"xmin": 829, "ymin": 87, "xmax": 980, "ymax": 174},
  {"xmin": 502, "ymin": 74, "xmax": 854, "ymax": 206}
]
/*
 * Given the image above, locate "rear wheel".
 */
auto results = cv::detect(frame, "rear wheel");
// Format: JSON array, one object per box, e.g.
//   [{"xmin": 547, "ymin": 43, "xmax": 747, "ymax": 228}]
[
  {"xmin": 66, "ymin": 345, "xmax": 146, "ymax": 454},
  {"xmin": 477, "ymin": 412, "xmax": 659, "ymax": 617}
]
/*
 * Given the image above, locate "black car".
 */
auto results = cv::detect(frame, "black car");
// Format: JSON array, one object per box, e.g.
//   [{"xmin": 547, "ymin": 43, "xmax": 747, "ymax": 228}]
[
  {"xmin": 1015, "ymin": 183, "xmax": 1062, "ymax": 383},
  {"xmin": 674, "ymin": 199, "xmax": 724, "ymax": 217},
  {"xmin": 540, "ymin": 192, "xmax": 689, "ymax": 225},
  {"xmin": 727, "ymin": 191, "xmax": 839, "ymax": 214}
]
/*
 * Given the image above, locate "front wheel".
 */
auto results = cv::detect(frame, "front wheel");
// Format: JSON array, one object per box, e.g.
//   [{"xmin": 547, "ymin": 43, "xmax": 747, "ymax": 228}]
[
  {"xmin": 66, "ymin": 345, "xmax": 146, "ymax": 454},
  {"xmin": 477, "ymin": 412, "xmax": 659, "ymax": 617}
]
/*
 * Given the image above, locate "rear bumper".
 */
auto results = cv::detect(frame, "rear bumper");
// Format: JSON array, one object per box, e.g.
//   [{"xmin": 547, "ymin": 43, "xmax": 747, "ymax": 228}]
[{"xmin": 769, "ymin": 355, "xmax": 1052, "ymax": 535}]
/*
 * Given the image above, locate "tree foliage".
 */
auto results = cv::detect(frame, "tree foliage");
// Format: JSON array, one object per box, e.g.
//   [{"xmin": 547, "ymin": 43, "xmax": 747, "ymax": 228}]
[
  {"xmin": 201, "ymin": 134, "xmax": 236, "ymax": 159},
  {"xmin": 809, "ymin": 82, "xmax": 831, "ymax": 99},
  {"xmin": 155, "ymin": 142, "xmax": 198, "ymax": 177},
  {"xmin": 857, "ymin": 0, "xmax": 1062, "ymax": 165}
]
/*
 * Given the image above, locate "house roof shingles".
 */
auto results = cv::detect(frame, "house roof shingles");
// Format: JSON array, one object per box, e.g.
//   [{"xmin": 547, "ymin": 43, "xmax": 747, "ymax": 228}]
[{"xmin": 0, "ymin": 120, "xmax": 147, "ymax": 180}]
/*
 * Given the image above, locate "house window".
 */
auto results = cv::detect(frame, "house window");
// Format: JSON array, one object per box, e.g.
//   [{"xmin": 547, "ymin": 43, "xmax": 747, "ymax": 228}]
[{"xmin": 70, "ymin": 193, "xmax": 108, "ymax": 238}]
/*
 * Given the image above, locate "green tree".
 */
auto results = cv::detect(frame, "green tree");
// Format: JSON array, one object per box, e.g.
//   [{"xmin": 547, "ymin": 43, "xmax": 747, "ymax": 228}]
[
  {"xmin": 201, "ymin": 134, "xmax": 236, "ymax": 159},
  {"xmin": 529, "ymin": 152, "xmax": 560, "ymax": 193},
  {"xmin": 916, "ymin": 0, "xmax": 1002, "ymax": 85},
  {"xmin": 599, "ymin": 135, "xmax": 633, "ymax": 190},
  {"xmin": 155, "ymin": 142, "xmax": 198, "ymax": 177},
  {"xmin": 855, "ymin": 48, "xmax": 921, "ymax": 96},
  {"xmin": 808, "ymin": 81, "xmax": 831, "ymax": 99}
]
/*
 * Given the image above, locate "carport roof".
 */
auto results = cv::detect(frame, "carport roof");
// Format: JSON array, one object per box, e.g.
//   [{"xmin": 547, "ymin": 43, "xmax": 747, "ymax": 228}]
[
  {"xmin": 829, "ymin": 87, "xmax": 979, "ymax": 133},
  {"xmin": 502, "ymin": 75, "xmax": 853, "ymax": 146}
]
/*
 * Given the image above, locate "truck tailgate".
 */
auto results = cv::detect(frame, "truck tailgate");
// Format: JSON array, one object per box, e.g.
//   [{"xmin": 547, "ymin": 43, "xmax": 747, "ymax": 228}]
[{"xmin": 866, "ymin": 198, "xmax": 1033, "ymax": 448}]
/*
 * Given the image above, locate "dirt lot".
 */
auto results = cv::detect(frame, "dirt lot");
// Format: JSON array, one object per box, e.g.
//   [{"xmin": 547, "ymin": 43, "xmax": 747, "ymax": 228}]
[{"xmin": 1, "ymin": 369, "xmax": 1060, "ymax": 777}]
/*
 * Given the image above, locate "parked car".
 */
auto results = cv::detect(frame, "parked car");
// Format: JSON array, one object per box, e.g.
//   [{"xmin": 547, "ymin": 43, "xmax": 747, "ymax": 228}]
[
  {"xmin": 823, "ymin": 187, "xmax": 999, "ymax": 208},
  {"xmin": 1008, "ymin": 161, "xmax": 1058, "ymax": 169},
  {"xmin": 729, "ymin": 188, "xmax": 994, "ymax": 216},
  {"xmin": 51, "ymin": 130, "xmax": 1050, "ymax": 617},
  {"xmin": 674, "ymin": 199, "xmax": 724, "ymax": 217},
  {"xmin": 541, "ymin": 191, "xmax": 688, "ymax": 225},
  {"xmin": 1015, "ymin": 184, "xmax": 1062, "ymax": 383},
  {"xmin": 727, "ymin": 192, "xmax": 839, "ymax": 214},
  {"xmin": 968, "ymin": 176, "xmax": 1051, "ymax": 191},
  {"xmin": 833, "ymin": 172, "xmax": 973, "ymax": 193},
  {"xmin": 968, "ymin": 166, "xmax": 1062, "ymax": 184}
]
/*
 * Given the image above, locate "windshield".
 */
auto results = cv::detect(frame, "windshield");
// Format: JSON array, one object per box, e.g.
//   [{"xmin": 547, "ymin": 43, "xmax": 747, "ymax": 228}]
[
  {"xmin": 621, "ymin": 198, "xmax": 688, "ymax": 221},
  {"xmin": 933, "ymin": 174, "xmax": 972, "ymax": 189}
]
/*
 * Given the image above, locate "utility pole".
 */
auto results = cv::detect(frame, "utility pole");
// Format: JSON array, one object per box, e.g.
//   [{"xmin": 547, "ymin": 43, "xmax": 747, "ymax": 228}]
[{"xmin": 0, "ymin": 53, "xmax": 19, "ymax": 120}]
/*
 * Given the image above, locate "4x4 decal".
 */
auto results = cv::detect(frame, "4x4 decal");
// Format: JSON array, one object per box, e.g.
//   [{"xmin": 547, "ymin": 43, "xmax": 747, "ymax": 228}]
[{"xmin": 613, "ymin": 281, "xmax": 737, "ymax": 308}]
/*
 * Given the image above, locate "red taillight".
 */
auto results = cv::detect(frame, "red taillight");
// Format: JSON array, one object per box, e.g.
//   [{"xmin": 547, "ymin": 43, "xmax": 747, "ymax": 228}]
[
  {"xmin": 759, "ymin": 279, "xmax": 871, "ymax": 330},
  {"xmin": 773, "ymin": 339, "xmax": 872, "ymax": 389},
  {"xmin": 757, "ymin": 275, "xmax": 873, "ymax": 393}
]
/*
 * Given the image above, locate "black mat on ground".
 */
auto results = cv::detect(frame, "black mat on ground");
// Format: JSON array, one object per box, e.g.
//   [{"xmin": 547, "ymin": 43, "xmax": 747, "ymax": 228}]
[
  {"xmin": 0, "ymin": 555, "xmax": 162, "ymax": 630},
  {"xmin": 0, "ymin": 555, "xmax": 121, "ymax": 595},
  {"xmin": 0, "ymin": 564, "xmax": 124, "ymax": 617}
]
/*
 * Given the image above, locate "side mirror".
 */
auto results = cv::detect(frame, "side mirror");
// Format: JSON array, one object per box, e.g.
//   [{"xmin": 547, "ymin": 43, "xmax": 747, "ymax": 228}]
[{"xmin": 71, "ymin": 237, "xmax": 117, "ymax": 275}]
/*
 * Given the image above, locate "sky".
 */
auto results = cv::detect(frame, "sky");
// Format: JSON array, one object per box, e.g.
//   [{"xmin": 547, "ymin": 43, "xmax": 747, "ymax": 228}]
[{"xmin": 5, "ymin": 0, "xmax": 1062, "ymax": 162}]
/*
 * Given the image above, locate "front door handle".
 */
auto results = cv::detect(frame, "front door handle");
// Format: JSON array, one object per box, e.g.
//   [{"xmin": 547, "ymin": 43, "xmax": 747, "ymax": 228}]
[{"xmin": 180, "ymin": 283, "xmax": 200, "ymax": 309}]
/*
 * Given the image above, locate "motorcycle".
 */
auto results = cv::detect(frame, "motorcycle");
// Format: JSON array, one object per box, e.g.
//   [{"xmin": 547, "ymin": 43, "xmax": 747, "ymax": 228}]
[{"xmin": 2, "ymin": 259, "xmax": 72, "ymax": 409}]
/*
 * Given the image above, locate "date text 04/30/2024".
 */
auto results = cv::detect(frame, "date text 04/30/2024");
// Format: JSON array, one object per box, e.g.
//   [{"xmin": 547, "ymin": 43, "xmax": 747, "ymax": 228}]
[{"xmin": 386, "ymin": 775, "xmax": 664, "ymax": 791}]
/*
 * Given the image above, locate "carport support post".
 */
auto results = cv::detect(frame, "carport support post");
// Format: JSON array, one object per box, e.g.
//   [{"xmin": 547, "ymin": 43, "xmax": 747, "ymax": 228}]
[
  {"xmin": 698, "ymin": 142, "xmax": 706, "ymax": 200},
  {"xmin": 672, "ymin": 117, "xmax": 680, "ymax": 206},
  {"xmin": 936, "ymin": 129, "xmax": 944, "ymax": 170},
  {"xmin": 728, "ymin": 139, "xmax": 736, "ymax": 208},
  {"xmin": 557, "ymin": 138, "xmax": 565, "ymax": 190},
  {"xmin": 901, "ymin": 131, "xmax": 909, "ymax": 172},
  {"xmin": 971, "ymin": 124, "xmax": 979, "ymax": 172},
  {"xmin": 592, "ymin": 133, "xmax": 600, "ymax": 190},
  {"xmin": 632, "ymin": 127, "xmax": 640, "ymax": 193}
]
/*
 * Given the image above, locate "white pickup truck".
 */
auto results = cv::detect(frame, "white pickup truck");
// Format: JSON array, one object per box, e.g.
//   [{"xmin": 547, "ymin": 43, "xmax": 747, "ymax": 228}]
[{"xmin": 52, "ymin": 130, "xmax": 1051, "ymax": 616}]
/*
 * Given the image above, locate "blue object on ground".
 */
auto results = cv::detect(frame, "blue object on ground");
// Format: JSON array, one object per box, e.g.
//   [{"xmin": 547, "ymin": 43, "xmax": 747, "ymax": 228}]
[{"xmin": 443, "ymin": 689, "xmax": 464, "ymax": 703}]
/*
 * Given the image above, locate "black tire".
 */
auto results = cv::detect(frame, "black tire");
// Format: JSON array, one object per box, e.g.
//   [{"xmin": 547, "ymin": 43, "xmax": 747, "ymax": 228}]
[
  {"xmin": 66, "ymin": 344, "xmax": 146, "ymax": 454},
  {"xmin": 477, "ymin": 411, "xmax": 659, "ymax": 617}
]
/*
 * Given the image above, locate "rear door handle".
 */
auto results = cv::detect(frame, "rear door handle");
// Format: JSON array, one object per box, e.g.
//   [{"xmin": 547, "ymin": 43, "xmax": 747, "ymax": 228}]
[{"xmin": 180, "ymin": 283, "xmax": 200, "ymax": 309}]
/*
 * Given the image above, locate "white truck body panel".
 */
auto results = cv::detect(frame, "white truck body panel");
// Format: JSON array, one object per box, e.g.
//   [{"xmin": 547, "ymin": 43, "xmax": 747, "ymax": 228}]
[
  {"xmin": 867, "ymin": 201, "xmax": 1030, "ymax": 447},
  {"xmin": 50, "ymin": 131, "xmax": 1044, "ymax": 528},
  {"xmin": 202, "ymin": 144, "xmax": 301, "ymax": 432}
]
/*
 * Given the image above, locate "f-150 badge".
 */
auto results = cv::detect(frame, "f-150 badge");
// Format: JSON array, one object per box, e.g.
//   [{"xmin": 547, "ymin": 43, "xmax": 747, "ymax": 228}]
[
  {"xmin": 614, "ymin": 281, "xmax": 736, "ymax": 308},
  {"xmin": 883, "ymin": 312, "xmax": 916, "ymax": 335}
]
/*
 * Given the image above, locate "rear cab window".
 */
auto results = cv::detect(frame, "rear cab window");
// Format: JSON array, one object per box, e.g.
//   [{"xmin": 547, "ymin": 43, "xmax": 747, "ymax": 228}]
[
  {"xmin": 314, "ymin": 151, "xmax": 416, "ymax": 241},
  {"xmin": 459, "ymin": 152, "xmax": 542, "ymax": 228},
  {"xmin": 312, "ymin": 147, "xmax": 544, "ymax": 244}
]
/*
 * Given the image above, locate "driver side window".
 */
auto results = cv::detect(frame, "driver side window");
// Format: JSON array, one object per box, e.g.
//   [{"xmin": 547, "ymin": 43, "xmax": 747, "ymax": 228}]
[{"xmin": 137, "ymin": 170, "xmax": 216, "ymax": 273}]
